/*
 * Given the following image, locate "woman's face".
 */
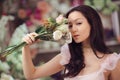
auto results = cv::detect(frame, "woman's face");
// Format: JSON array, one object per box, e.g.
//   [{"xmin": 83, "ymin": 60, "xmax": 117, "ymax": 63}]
[{"xmin": 68, "ymin": 11, "xmax": 91, "ymax": 43}]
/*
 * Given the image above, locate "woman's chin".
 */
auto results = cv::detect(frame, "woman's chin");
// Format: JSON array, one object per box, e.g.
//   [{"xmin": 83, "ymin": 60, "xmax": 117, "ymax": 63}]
[{"xmin": 74, "ymin": 40, "xmax": 81, "ymax": 43}]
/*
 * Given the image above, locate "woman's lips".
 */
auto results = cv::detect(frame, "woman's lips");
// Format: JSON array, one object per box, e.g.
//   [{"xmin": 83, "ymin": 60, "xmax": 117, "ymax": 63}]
[{"xmin": 73, "ymin": 35, "xmax": 79, "ymax": 39}]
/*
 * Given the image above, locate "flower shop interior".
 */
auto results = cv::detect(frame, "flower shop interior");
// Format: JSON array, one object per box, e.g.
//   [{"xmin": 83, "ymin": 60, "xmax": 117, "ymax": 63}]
[{"xmin": 0, "ymin": 0, "xmax": 120, "ymax": 80}]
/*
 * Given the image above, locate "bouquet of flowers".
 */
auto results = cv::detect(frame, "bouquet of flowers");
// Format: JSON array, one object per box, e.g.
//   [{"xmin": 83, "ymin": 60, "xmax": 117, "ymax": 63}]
[{"xmin": 0, "ymin": 15, "xmax": 72, "ymax": 59}]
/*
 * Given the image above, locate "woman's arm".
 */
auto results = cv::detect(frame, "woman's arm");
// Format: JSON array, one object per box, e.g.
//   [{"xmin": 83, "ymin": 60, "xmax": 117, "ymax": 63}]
[
  {"xmin": 110, "ymin": 59, "xmax": 120, "ymax": 80},
  {"xmin": 22, "ymin": 32, "xmax": 64, "ymax": 79}
]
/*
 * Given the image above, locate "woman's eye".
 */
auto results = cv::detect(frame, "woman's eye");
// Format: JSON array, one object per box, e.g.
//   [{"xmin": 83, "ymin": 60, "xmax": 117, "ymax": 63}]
[
  {"xmin": 76, "ymin": 22, "xmax": 82, "ymax": 25},
  {"xmin": 68, "ymin": 24, "xmax": 72, "ymax": 28}
]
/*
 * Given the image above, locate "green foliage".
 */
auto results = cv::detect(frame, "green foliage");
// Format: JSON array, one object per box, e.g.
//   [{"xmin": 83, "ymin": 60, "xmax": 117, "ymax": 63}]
[{"xmin": 84, "ymin": 0, "xmax": 119, "ymax": 15}]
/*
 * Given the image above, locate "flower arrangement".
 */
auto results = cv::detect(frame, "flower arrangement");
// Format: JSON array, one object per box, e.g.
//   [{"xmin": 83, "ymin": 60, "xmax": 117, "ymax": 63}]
[{"xmin": 0, "ymin": 15, "xmax": 72, "ymax": 59}]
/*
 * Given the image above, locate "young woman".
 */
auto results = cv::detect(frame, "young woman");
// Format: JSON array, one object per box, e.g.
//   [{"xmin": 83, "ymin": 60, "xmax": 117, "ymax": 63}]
[{"xmin": 22, "ymin": 5, "xmax": 120, "ymax": 80}]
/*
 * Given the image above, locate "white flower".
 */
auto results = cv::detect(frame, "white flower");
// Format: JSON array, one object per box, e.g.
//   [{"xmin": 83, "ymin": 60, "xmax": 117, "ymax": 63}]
[
  {"xmin": 56, "ymin": 14, "xmax": 64, "ymax": 24},
  {"xmin": 54, "ymin": 23, "xmax": 72, "ymax": 43},
  {"xmin": 0, "ymin": 73, "xmax": 14, "ymax": 80},
  {"xmin": 53, "ymin": 30, "xmax": 63, "ymax": 40},
  {"xmin": 56, "ymin": 24, "xmax": 69, "ymax": 33},
  {"xmin": 65, "ymin": 32, "xmax": 72, "ymax": 43}
]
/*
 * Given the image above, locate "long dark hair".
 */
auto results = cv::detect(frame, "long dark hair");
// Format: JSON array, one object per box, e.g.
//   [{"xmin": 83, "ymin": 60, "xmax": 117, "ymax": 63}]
[{"xmin": 63, "ymin": 5, "xmax": 112, "ymax": 78}]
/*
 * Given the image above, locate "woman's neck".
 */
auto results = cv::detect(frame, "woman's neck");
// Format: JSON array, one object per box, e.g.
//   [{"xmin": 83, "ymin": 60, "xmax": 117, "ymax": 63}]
[
  {"xmin": 82, "ymin": 42, "xmax": 105, "ymax": 59},
  {"xmin": 82, "ymin": 40, "xmax": 91, "ymax": 50},
  {"xmin": 82, "ymin": 41, "xmax": 95, "ymax": 56}
]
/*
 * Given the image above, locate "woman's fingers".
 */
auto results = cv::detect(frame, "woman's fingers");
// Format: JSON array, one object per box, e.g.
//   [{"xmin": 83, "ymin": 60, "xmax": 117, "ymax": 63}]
[
  {"xmin": 29, "ymin": 32, "xmax": 39, "ymax": 41},
  {"xmin": 27, "ymin": 34, "xmax": 35, "ymax": 41},
  {"xmin": 22, "ymin": 34, "xmax": 32, "ymax": 44},
  {"xmin": 22, "ymin": 32, "xmax": 39, "ymax": 44},
  {"xmin": 30, "ymin": 32, "xmax": 39, "ymax": 37}
]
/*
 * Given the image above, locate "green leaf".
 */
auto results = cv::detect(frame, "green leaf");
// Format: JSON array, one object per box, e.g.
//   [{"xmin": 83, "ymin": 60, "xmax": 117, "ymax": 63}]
[
  {"xmin": 47, "ymin": 17, "xmax": 56, "ymax": 23},
  {"xmin": 35, "ymin": 33, "xmax": 53, "ymax": 41},
  {"xmin": 35, "ymin": 25, "xmax": 46, "ymax": 34}
]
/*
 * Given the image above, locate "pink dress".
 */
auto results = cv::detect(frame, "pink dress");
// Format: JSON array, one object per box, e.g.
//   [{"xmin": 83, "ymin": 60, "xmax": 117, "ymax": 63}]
[{"xmin": 60, "ymin": 44, "xmax": 120, "ymax": 80}]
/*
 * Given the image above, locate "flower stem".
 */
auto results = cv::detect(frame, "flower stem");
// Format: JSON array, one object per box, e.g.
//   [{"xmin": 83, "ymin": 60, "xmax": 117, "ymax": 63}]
[
  {"xmin": 0, "ymin": 42, "xmax": 26, "ymax": 58},
  {"xmin": 0, "ymin": 32, "xmax": 54, "ymax": 59}
]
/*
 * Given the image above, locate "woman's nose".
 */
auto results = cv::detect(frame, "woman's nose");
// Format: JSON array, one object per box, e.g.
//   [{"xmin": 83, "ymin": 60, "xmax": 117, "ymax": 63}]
[{"xmin": 71, "ymin": 25, "xmax": 77, "ymax": 32}]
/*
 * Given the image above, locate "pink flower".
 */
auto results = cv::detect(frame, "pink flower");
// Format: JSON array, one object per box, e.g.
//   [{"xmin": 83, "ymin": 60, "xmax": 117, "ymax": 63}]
[{"xmin": 56, "ymin": 15, "xmax": 64, "ymax": 24}]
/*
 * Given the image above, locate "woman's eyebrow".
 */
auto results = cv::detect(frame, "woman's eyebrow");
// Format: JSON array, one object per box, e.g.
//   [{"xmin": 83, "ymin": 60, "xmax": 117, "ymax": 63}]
[{"xmin": 68, "ymin": 18, "xmax": 84, "ymax": 23}]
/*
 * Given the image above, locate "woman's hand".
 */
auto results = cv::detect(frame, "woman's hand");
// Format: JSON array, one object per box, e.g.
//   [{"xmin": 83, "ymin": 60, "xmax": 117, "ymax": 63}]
[{"xmin": 22, "ymin": 32, "xmax": 39, "ymax": 45}]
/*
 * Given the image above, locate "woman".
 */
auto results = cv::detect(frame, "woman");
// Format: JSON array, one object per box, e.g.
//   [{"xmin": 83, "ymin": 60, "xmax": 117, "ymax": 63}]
[{"xmin": 22, "ymin": 5, "xmax": 120, "ymax": 80}]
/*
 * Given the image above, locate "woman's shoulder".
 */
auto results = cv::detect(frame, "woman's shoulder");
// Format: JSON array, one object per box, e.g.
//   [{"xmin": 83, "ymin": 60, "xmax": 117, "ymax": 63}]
[
  {"xmin": 101, "ymin": 52, "xmax": 120, "ymax": 70},
  {"xmin": 108, "ymin": 53, "xmax": 120, "ymax": 79}
]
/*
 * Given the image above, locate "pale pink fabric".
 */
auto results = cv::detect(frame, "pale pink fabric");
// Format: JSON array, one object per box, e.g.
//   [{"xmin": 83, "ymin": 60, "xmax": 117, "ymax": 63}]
[
  {"xmin": 60, "ymin": 43, "xmax": 71, "ymax": 65},
  {"xmin": 60, "ymin": 44, "xmax": 120, "ymax": 80},
  {"xmin": 101, "ymin": 53, "xmax": 120, "ymax": 71}
]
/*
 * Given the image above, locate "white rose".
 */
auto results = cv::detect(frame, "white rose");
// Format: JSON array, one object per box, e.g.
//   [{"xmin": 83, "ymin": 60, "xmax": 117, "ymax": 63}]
[
  {"xmin": 56, "ymin": 15, "xmax": 64, "ymax": 24},
  {"xmin": 56, "ymin": 24, "xmax": 69, "ymax": 33},
  {"xmin": 53, "ymin": 30, "xmax": 63, "ymax": 40},
  {"xmin": 65, "ymin": 32, "xmax": 72, "ymax": 43}
]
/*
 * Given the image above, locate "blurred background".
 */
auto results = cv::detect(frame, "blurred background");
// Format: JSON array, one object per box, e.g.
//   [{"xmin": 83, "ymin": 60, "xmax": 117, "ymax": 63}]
[{"xmin": 0, "ymin": 0, "xmax": 120, "ymax": 80}]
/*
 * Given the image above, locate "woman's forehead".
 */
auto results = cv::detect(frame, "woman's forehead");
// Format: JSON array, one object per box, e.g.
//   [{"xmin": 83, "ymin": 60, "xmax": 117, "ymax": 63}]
[{"xmin": 68, "ymin": 11, "xmax": 85, "ymax": 21}]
